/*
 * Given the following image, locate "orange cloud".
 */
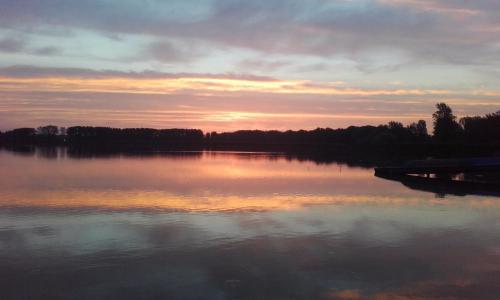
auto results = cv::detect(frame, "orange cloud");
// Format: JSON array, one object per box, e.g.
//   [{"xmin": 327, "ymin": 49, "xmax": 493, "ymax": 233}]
[{"xmin": 0, "ymin": 76, "xmax": 453, "ymax": 97}]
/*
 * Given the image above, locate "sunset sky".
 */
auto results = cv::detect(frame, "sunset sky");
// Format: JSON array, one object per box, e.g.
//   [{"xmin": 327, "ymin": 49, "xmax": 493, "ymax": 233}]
[{"xmin": 1, "ymin": 0, "xmax": 500, "ymax": 131}]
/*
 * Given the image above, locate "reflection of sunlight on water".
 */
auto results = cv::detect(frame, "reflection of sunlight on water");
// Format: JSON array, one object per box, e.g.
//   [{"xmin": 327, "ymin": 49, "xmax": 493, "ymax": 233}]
[
  {"xmin": 1, "ymin": 150, "xmax": 500, "ymax": 299},
  {"xmin": 1, "ymin": 147, "xmax": 500, "ymax": 212},
  {"xmin": 1, "ymin": 191, "xmax": 500, "ymax": 212}
]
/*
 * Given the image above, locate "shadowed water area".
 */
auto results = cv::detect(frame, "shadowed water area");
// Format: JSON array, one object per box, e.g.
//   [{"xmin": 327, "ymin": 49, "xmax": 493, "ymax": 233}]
[{"xmin": 0, "ymin": 148, "xmax": 499, "ymax": 299}]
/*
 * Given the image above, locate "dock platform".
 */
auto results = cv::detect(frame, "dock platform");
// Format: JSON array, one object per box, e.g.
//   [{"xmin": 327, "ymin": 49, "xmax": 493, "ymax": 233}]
[{"xmin": 374, "ymin": 157, "xmax": 500, "ymax": 176}]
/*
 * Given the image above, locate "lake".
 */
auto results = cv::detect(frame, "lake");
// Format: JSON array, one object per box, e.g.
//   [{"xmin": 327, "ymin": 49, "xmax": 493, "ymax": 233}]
[{"xmin": 0, "ymin": 148, "xmax": 499, "ymax": 299}]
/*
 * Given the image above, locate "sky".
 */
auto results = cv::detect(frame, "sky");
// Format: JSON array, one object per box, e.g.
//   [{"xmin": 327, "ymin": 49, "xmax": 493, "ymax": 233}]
[{"xmin": 0, "ymin": 0, "xmax": 500, "ymax": 131}]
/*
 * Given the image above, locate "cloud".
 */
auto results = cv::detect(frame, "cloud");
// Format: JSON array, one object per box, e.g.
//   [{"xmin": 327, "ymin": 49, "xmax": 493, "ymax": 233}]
[
  {"xmin": 0, "ymin": 37, "xmax": 62, "ymax": 56},
  {"xmin": 0, "ymin": 38, "xmax": 26, "ymax": 53},
  {"xmin": 0, "ymin": 65, "xmax": 277, "ymax": 81},
  {"xmin": 1, "ymin": 0, "xmax": 500, "ymax": 68},
  {"xmin": 378, "ymin": 0, "xmax": 500, "ymax": 17},
  {"xmin": 143, "ymin": 39, "xmax": 209, "ymax": 63},
  {"xmin": 33, "ymin": 46, "xmax": 62, "ymax": 56},
  {"xmin": 149, "ymin": 42, "xmax": 185, "ymax": 62},
  {"xmin": 0, "ymin": 66, "xmax": 454, "ymax": 97},
  {"xmin": 236, "ymin": 58, "xmax": 292, "ymax": 73},
  {"xmin": 1, "ymin": 1, "xmax": 500, "ymax": 129},
  {"xmin": 0, "ymin": 65, "xmax": 499, "ymax": 130}
]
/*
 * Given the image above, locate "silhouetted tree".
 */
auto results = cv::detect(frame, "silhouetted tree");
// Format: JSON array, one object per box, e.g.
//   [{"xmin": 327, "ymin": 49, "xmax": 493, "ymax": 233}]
[
  {"xmin": 432, "ymin": 103, "xmax": 462, "ymax": 142},
  {"xmin": 460, "ymin": 111, "xmax": 500, "ymax": 143},
  {"xmin": 2, "ymin": 105, "xmax": 500, "ymax": 157},
  {"xmin": 408, "ymin": 120, "xmax": 428, "ymax": 138},
  {"xmin": 66, "ymin": 126, "xmax": 204, "ymax": 146},
  {"xmin": 1, "ymin": 128, "xmax": 36, "ymax": 143},
  {"xmin": 388, "ymin": 121, "xmax": 404, "ymax": 130},
  {"xmin": 387, "ymin": 121, "xmax": 408, "ymax": 141},
  {"xmin": 36, "ymin": 125, "xmax": 59, "ymax": 136},
  {"xmin": 59, "ymin": 127, "xmax": 67, "ymax": 136}
]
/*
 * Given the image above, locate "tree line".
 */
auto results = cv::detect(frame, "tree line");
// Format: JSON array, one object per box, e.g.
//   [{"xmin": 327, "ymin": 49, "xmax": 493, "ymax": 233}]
[
  {"xmin": 0, "ymin": 103, "xmax": 499, "ymax": 155},
  {"xmin": 0, "ymin": 126, "xmax": 204, "ymax": 146}
]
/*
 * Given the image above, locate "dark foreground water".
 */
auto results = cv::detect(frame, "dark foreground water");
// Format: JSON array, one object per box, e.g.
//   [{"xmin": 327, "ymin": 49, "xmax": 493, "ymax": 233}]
[{"xmin": 0, "ymin": 148, "xmax": 499, "ymax": 300}]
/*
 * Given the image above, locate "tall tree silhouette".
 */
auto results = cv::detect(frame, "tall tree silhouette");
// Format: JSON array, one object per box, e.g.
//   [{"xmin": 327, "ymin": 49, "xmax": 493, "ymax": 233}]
[{"xmin": 432, "ymin": 103, "xmax": 462, "ymax": 142}]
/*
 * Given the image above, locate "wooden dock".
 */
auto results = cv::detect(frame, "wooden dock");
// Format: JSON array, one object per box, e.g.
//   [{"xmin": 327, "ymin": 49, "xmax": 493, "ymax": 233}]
[
  {"xmin": 375, "ymin": 172, "xmax": 500, "ymax": 197},
  {"xmin": 374, "ymin": 157, "xmax": 500, "ymax": 176}
]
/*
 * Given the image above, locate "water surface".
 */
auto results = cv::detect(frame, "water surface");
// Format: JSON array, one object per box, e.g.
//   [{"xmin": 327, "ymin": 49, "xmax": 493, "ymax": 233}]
[{"xmin": 1, "ymin": 148, "xmax": 499, "ymax": 299}]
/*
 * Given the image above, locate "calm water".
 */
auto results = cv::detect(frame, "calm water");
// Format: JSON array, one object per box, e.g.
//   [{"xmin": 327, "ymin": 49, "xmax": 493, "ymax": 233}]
[{"xmin": 0, "ymin": 148, "xmax": 499, "ymax": 300}]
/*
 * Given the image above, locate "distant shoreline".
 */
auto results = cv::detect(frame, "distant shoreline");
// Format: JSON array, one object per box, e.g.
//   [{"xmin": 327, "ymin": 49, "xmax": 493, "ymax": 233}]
[{"xmin": 1, "ymin": 103, "xmax": 499, "ymax": 159}]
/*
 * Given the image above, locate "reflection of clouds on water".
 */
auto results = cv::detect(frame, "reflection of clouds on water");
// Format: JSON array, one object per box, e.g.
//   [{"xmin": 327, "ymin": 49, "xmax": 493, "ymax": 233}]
[
  {"xmin": 0, "ymin": 149, "xmax": 388, "ymax": 198},
  {"xmin": 1, "ymin": 209, "xmax": 500, "ymax": 299},
  {"xmin": 1, "ymin": 203, "xmax": 500, "ymax": 254},
  {"xmin": 329, "ymin": 277, "xmax": 500, "ymax": 299},
  {"xmin": 0, "ymin": 150, "xmax": 499, "ymax": 299}
]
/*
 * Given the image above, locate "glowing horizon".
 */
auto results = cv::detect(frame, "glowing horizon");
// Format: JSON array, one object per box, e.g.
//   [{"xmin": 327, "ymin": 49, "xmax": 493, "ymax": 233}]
[{"xmin": 0, "ymin": 0, "xmax": 499, "ymax": 130}]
